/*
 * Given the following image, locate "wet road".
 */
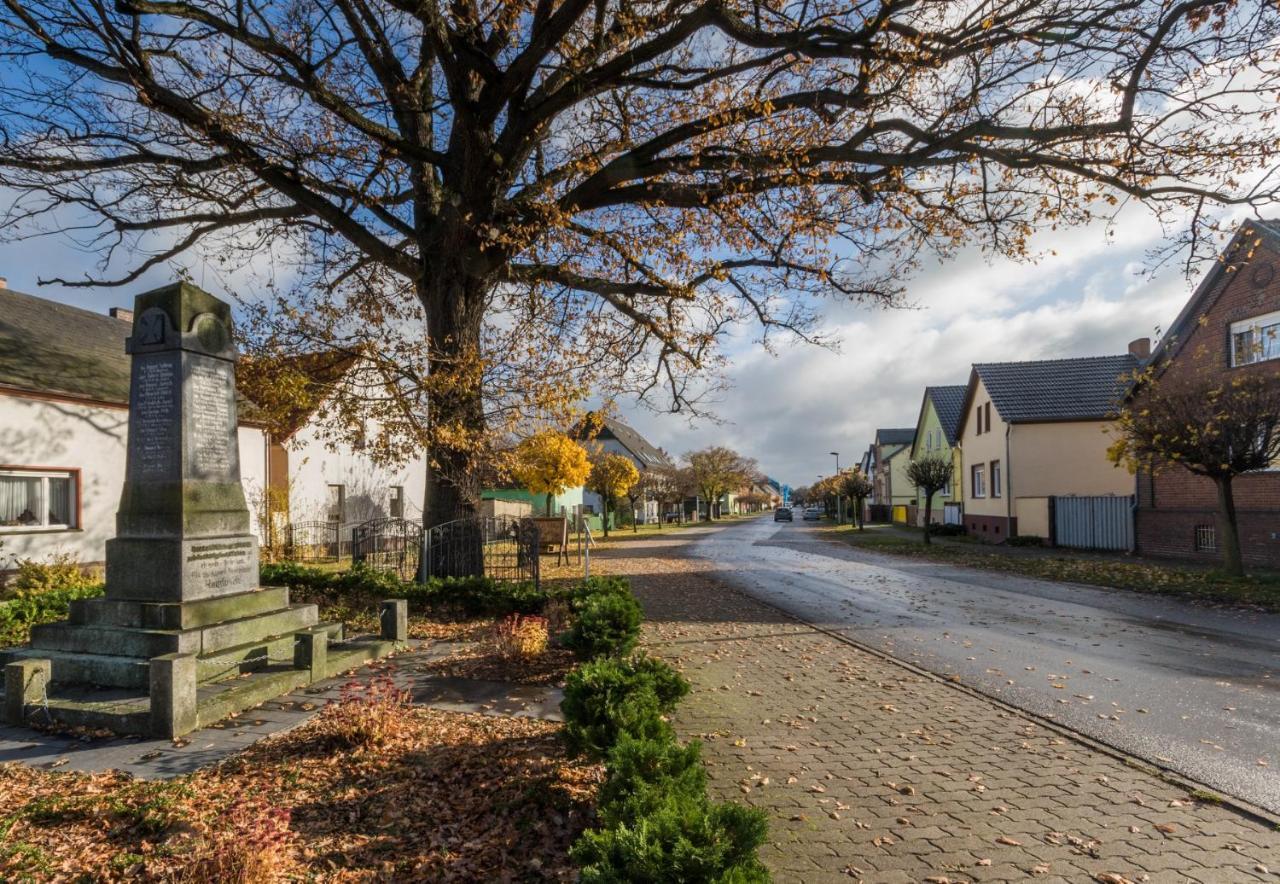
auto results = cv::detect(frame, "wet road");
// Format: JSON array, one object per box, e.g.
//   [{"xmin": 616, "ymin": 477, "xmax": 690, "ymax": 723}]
[{"xmin": 691, "ymin": 517, "xmax": 1280, "ymax": 815}]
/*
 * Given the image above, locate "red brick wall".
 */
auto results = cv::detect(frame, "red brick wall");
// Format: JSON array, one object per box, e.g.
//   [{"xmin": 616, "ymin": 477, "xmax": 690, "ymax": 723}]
[
  {"xmin": 966, "ymin": 513, "xmax": 1015, "ymax": 543},
  {"xmin": 1134, "ymin": 228, "xmax": 1280, "ymax": 566}
]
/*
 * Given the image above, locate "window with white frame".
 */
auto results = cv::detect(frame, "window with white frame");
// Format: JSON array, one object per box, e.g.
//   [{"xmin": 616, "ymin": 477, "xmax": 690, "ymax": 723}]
[
  {"xmin": 990, "ymin": 460, "xmax": 1002, "ymax": 498},
  {"xmin": 388, "ymin": 485, "xmax": 404, "ymax": 519},
  {"xmin": 0, "ymin": 469, "xmax": 78, "ymax": 530},
  {"xmin": 971, "ymin": 464, "xmax": 986, "ymax": 498},
  {"xmin": 1231, "ymin": 309, "xmax": 1280, "ymax": 366}
]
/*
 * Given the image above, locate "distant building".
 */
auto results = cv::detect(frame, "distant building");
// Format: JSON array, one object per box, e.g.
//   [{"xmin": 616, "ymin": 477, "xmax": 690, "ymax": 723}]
[
  {"xmin": 871, "ymin": 428, "xmax": 916, "ymax": 516},
  {"xmin": 955, "ymin": 353, "xmax": 1139, "ymax": 542},
  {"xmin": 576, "ymin": 415, "xmax": 673, "ymax": 524},
  {"xmin": 0, "ymin": 284, "xmax": 424, "ymax": 572},
  {"xmin": 908, "ymin": 385, "xmax": 966, "ymax": 525},
  {"xmin": 1131, "ymin": 220, "xmax": 1280, "ymax": 568}
]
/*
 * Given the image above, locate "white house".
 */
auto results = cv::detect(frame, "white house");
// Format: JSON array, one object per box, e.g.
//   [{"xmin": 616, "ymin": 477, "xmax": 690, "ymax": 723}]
[
  {"xmin": 0, "ymin": 283, "xmax": 425, "ymax": 572},
  {"xmin": 576, "ymin": 416, "xmax": 673, "ymax": 524}
]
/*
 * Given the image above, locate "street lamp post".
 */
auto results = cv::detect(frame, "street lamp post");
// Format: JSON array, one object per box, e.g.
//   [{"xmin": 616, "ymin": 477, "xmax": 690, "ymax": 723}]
[{"xmin": 830, "ymin": 451, "xmax": 841, "ymax": 524}]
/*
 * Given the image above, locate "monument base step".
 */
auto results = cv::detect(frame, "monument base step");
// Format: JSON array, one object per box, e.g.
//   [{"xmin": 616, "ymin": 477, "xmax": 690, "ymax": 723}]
[
  {"xmin": 1, "ymin": 635, "xmax": 399, "ymax": 737},
  {"xmin": 13, "ymin": 604, "xmax": 327, "ymax": 689},
  {"xmin": 32, "ymin": 602, "xmax": 321, "ymax": 664},
  {"xmin": 70, "ymin": 586, "xmax": 292, "ymax": 630}
]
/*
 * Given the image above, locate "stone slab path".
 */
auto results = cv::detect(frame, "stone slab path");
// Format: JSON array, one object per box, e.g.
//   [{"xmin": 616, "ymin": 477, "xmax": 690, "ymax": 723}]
[
  {"xmin": 0, "ymin": 640, "xmax": 563, "ymax": 780},
  {"xmin": 596, "ymin": 527, "xmax": 1280, "ymax": 884}
]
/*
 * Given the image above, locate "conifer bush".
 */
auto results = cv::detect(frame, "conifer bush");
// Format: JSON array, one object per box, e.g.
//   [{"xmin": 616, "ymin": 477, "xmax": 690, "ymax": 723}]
[
  {"xmin": 571, "ymin": 790, "xmax": 770, "ymax": 883},
  {"xmin": 562, "ymin": 590, "xmax": 643, "ymax": 659},
  {"xmin": 597, "ymin": 732, "xmax": 708, "ymax": 827}
]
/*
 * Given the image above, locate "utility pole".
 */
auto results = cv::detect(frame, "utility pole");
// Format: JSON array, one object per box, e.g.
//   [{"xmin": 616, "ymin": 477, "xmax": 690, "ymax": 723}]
[{"xmin": 830, "ymin": 451, "xmax": 841, "ymax": 524}]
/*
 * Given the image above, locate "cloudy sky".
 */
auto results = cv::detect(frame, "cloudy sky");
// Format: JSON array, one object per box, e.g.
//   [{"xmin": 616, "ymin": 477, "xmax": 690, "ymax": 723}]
[
  {"xmin": 613, "ymin": 207, "xmax": 1213, "ymax": 489},
  {"xmin": 0, "ymin": 203, "xmax": 1225, "ymax": 489}
]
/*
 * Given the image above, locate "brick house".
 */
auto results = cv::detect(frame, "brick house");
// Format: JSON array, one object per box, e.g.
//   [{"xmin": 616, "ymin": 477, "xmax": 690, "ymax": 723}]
[
  {"xmin": 1132, "ymin": 220, "xmax": 1280, "ymax": 568},
  {"xmin": 955, "ymin": 353, "xmax": 1139, "ymax": 542}
]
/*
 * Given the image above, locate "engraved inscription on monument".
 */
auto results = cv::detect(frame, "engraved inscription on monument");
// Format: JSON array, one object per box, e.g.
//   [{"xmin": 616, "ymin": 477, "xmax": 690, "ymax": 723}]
[
  {"xmin": 134, "ymin": 360, "xmax": 177, "ymax": 477},
  {"xmin": 185, "ymin": 539, "xmax": 255, "ymax": 593},
  {"xmin": 190, "ymin": 362, "xmax": 233, "ymax": 475}
]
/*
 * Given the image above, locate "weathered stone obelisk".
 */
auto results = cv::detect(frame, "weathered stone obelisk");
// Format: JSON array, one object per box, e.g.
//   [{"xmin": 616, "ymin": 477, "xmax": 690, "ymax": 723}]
[
  {"xmin": 5, "ymin": 283, "xmax": 400, "ymax": 738},
  {"xmin": 107, "ymin": 282, "xmax": 261, "ymax": 599}
]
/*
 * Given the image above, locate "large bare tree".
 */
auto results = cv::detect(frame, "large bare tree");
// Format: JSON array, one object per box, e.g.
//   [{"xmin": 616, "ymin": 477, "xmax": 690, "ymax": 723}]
[{"xmin": 2, "ymin": 0, "xmax": 1278, "ymax": 525}]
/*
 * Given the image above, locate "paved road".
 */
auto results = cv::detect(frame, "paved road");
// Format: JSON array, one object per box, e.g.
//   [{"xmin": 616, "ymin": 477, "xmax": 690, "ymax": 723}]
[{"xmin": 690, "ymin": 517, "xmax": 1280, "ymax": 815}]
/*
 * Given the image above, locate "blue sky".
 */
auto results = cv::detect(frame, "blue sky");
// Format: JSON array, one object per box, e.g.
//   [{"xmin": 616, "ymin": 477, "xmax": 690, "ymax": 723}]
[{"xmin": 0, "ymin": 202, "xmax": 1223, "ymax": 488}]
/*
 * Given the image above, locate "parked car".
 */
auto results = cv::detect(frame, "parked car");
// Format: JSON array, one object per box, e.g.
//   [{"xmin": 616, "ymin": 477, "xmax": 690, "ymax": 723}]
[
  {"xmin": 803, "ymin": 507, "xmax": 822, "ymax": 521},
  {"xmin": 774, "ymin": 507, "xmax": 793, "ymax": 522}
]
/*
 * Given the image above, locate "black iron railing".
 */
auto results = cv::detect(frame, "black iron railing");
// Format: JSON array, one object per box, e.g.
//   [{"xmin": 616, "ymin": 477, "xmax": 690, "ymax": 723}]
[
  {"xmin": 422, "ymin": 515, "xmax": 540, "ymax": 587},
  {"xmin": 351, "ymin": 517, "xmax": 424, "ymax": 579},
  {"xmin": 287, "ymin": 520, "xmax": 341, "ymax": 563}
]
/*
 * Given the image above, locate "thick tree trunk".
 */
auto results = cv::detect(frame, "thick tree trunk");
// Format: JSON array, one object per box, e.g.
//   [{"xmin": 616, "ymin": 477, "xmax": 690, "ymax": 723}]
[
  {"xmin": 413, "ymin": 238, "xmax": 493, "ymax": 579},
  {"xmin": 1213, "ymin": 476, "xmax": 1245, "ymax": 577},
  {"xmin": 546, "ymin": 492, "xmax": 554, "ymax": 516},
  {"xmin": 923, "ymin": 493, "xmax": 934, "ymax": 545},
  {"xmin": 417, "ymin": 263, "xmax": 488, "ymax": 531},
  {"xmin": 603, "ymin": 497, "xmax": 610, "ymax": 537}
]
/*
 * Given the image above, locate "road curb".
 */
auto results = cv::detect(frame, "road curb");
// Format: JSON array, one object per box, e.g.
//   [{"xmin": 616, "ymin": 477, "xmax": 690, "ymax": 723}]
[{"xmin": 660, "ymin": 522, "xmax": 1280, "ymax": 831}]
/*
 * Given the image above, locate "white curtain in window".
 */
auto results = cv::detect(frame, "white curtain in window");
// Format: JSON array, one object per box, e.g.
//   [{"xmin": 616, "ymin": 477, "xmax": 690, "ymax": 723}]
[
  {"xmin": 47, "ymin": 477, "xmax": 72, "ymax": 525},
  {"xmin": 0, "ymin": 476, "xmax": 43, "ymax": 526}
]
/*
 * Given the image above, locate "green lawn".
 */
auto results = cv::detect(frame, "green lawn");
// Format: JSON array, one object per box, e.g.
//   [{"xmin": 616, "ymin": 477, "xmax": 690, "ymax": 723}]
[{"xmin": 823, "ymin": 524, "xmax": 1280, "ymax": 611}]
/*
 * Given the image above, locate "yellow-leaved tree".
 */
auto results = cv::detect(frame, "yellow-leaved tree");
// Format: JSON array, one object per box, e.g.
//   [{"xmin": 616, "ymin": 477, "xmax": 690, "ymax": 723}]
[
  {"xmin": 587, "ymin": 454, "xmax": 640, "ymax": 538},
  {"xmin": 511, "ymin": 431, "xmax": 592, "ymax": 517}
]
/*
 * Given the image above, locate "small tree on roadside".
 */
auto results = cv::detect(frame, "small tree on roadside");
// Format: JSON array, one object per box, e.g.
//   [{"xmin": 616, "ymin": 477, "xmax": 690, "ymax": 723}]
[
  {"xmin": 511, "ymin": 431, "xmax": 593, "ymax": 516},
  {"xmin": 1109, "ymin": 363, "xmax": 1280, "ymax": 577},
  {"xmin": 587, "ymin": 454, "xmax": 640, "ymax": 538},
  {"xmin": 840, "ymin": 470, "xmax": 875, "ymax": 532},
  {"xmin": 625, "ymin": 471, "xmax": 652, "ymax": 532},
  {"xmin": 686, "ymin": 447, "xmax": 757, "ymax": 521},
  {"xmin": 906, "ymin": 457, "xmax": 954, "ymax": 545}
]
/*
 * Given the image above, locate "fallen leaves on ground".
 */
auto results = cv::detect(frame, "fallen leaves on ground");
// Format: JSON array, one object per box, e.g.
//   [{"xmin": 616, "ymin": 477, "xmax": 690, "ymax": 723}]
[{"xmin": 0, "ymin": 704, "xmax": 600, "ymax": 881}]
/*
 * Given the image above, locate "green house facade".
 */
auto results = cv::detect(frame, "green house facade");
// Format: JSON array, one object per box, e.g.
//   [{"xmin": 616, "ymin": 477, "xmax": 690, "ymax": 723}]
[{"xmin": 909, "ymin": 385, "xmax": 966, "ymax": 522}]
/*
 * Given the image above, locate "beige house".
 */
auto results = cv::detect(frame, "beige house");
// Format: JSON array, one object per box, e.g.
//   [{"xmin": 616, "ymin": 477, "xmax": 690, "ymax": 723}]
[{"xmin": 955, "ymin": 352, "xmax": 1142, "ymax": 542}]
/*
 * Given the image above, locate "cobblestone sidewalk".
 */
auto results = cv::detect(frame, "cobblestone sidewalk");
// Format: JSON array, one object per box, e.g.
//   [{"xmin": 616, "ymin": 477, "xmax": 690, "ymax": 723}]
[{"xmin": 593, "ymin": 529, "xmax": 1280, "ymax": 884}]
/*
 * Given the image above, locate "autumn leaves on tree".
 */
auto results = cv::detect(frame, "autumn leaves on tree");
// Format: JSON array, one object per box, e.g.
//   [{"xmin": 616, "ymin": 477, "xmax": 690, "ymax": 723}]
[
  {"xmin": 511, "ymin": 431, "xmax": 593, "ymax": 516},
  {"xmin": 3, "ymin": 2, "xmax": 1280, "ymax": 524}
]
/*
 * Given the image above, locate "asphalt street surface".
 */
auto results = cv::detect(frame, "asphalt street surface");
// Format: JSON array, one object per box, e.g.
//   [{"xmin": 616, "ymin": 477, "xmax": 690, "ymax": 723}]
[{"xmin": 691, "ymin": 517, "xmax": 1280, "ymax": 815}]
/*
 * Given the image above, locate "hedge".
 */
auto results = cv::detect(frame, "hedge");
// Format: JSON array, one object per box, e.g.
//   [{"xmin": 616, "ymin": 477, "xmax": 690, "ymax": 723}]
[
  {"xmin": 559, "ymin": 578, "xmax": 770, "ymax": 882},
  {"xmin": 259, "ymin": 562, "xmax": 545, "ymax": 616}
]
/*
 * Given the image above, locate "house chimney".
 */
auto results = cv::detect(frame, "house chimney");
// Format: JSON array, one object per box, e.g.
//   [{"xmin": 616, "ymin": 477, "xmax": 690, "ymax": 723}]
[
  {"xmin": 109, "ymin": 307, "xmax": 134, "ymax": 323},
  {"xmin": 1128, "ymin": 337, "xmax": 1151, "ymax": 360}
]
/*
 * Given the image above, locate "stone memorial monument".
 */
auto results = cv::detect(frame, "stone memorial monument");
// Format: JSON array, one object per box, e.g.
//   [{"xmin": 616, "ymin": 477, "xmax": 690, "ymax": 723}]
[{"xmin": 3, "ymin": 282, "xmax": 401, "ymax": 737}]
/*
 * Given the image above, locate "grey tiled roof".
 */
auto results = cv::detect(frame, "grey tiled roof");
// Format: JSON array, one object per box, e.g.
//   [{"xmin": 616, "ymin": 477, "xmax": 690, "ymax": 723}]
[
  {"xmin": 925, "ymin": 385, "xmax": 966, "ymax": 445},
  {"xmin": 875, "ymin": 427, "xmax": 915, "ymax": 446},
  {"xmin": 596, "ymin": 416, "xmax": 673, "ymax": 468},
  {"xmin": 0, "ymin": 286, "xmax": 132, "ymax": 403},
  {"xmin": 0, "ymin": 285, "xmax": 263, "ymax": 419},
  {"xmin": 974, "ymin": 355, "xmax": 1138, "ymax": 424}
]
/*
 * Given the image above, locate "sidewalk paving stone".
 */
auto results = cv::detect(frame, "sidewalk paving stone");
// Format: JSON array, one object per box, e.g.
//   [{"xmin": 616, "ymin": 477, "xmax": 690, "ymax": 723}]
[{"xmin": 587, "ymin": 529, "xmax": 1280, "ymax": 883}]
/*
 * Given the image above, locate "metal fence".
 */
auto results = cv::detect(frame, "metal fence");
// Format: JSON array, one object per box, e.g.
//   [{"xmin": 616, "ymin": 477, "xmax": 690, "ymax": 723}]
[
  {"xmin": 287, "ymin": 520, "xmax": 341, "ymax": 563},
  {"xmin": 352, "ymin": 517, "xmax": 424, "ymax": 580},
  {"xmin": 422, "ymin": 515, "xmax": 540, "ymax": 587},
  {"xmin": 1052, "ymin": 495, "xmax": 1134, "ymax": 551}
]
